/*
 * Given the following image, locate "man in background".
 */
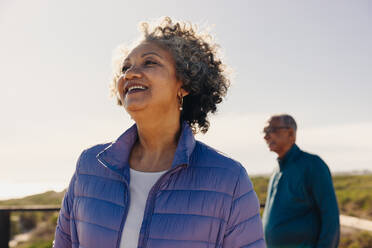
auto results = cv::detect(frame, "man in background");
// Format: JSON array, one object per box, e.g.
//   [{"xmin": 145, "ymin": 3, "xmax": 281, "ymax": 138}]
[{"xmin": 262, "ymin": 114, "xmax": 340, "ymax": 248}]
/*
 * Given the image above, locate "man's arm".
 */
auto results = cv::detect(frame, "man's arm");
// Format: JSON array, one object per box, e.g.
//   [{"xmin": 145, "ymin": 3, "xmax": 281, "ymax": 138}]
[
  {"xmin": 223, "ymin": 166, "xmax": 266, "ymax": 248},
  {"xmin": 309, "ymin": 156, "xmax": 340, "ymax": 248}
]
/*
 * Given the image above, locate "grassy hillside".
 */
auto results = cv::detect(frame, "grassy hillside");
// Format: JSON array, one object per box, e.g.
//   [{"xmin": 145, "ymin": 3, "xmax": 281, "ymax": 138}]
[
  {"xmin": 0, "ymin": 190, "xmax": 65, "ymax": 206},
  {"xmin": 333, "ymin": 175, "xmax": 372, "ymax": 219}
]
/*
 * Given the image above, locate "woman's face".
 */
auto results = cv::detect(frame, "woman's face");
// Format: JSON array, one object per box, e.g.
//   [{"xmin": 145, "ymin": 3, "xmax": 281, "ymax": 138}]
[{"xmin": 117, "ymin": 41, "xmax": 185, "ymax": 119}]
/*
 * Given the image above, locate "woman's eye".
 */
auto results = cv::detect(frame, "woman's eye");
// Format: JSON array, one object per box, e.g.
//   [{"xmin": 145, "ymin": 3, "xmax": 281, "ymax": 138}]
[
  {"xmin": 122, "ymin": 65, "xmax": 130, "ymax": 73},
  {"xmin": 144, "ymin": 60, "xmax": 157, "ymax": 66}
]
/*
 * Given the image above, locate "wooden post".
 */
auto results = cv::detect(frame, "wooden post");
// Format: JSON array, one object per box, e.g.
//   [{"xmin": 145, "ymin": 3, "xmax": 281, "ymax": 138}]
[{"xmin": 0, "ymin": 211, "xmax": 10, "ymax": 248}]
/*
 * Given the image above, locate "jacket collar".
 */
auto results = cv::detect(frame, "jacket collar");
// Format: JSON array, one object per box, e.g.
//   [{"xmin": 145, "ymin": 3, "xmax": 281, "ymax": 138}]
[
  {"xmin": 277, "ymin": 143, "xmax": 300, "ymax": 170},
  {"xmin": 96, "ymin": 121, "xmax": 196, "ymax": 176}
]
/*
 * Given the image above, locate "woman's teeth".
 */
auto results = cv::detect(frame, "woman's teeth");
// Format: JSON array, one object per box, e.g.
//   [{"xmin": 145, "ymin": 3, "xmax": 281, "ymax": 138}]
[{"xmin": 127, "ymin": 85, "xmax": 147, "ymax": 93}]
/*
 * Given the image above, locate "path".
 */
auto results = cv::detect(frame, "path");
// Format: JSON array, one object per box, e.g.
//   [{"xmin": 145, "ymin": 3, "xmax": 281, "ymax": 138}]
[{"xmin": 340, "ymin": 215, "xmax": 372, "ymax": 232}]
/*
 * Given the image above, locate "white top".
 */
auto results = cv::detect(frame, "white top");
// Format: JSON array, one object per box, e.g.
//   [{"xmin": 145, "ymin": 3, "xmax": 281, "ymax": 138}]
[{"xmin": 119, "ymin": 168, "xmax": 167, "ymax": 248}]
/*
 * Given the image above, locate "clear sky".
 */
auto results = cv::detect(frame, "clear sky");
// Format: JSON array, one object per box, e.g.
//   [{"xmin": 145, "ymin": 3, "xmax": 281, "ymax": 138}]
[{"xmin": 1, "ymin": 0, "xmax": 371, "ymax": 199}]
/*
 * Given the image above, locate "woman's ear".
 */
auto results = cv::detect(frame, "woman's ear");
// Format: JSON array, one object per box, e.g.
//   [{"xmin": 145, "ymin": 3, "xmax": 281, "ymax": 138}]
[
  {"xmin": 177, "ymin": 82, "xmax": 189, "ymax": 97},
  {"xmin": 180, "ymin": 87, "xmax": 189, "ymax": 97}
]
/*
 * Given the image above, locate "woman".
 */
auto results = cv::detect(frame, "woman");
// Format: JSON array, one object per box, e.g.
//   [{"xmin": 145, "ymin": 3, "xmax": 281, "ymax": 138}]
[{"xmin": 54, "ymin": 17, "xmax": 265, "ymax": 248}]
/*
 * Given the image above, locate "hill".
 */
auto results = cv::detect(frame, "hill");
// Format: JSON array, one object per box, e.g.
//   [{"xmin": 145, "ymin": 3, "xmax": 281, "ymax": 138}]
[{"xmin": 0, "ymin": 190, "xmax": 65, "ymax": 207}]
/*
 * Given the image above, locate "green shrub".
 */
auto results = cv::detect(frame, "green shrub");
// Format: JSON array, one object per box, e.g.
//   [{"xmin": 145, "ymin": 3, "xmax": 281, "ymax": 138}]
[
  {"xmin": 18, "ymin": 240, "xmax": 53, "ymax": 248},
  {"xmin": 340, "ymin": 231, "xmax": 372, "ymax": 248},
  {"xmin": 19, "ymin": 212, "xmax": 38, "ymax": 231}
]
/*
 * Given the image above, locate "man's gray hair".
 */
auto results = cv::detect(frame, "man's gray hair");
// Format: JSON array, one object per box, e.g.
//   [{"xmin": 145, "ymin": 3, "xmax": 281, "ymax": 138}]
[{"xmin": 271, "ymin": 114, "xmax": 297, "ymax": 132}]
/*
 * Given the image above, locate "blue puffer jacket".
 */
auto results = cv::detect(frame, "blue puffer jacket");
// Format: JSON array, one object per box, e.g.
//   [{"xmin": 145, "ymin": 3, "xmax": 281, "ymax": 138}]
[{"xmin": 54, "ymin": 123, "xmax": 265, "ymax": 248}]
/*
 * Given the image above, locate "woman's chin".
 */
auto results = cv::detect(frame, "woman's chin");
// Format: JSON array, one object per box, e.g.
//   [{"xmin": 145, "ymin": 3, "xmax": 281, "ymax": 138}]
[
  {"xmin": 125, "ymin": 104, "xmax": 146, "ymax": 113},
  {"xmin": 124, "ymin": 98, "xmax": 148, "ymax": 111},
  {"xmin": 124, "ymin": 102, "xmax": 149, "ymax": 120}
]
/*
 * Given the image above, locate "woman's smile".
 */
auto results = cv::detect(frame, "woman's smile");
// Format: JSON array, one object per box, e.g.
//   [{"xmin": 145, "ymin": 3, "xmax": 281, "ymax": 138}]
[
  {"xmin": 127, "ymin": 86, "xmax": 147, "ymax": 94},
  {"xmin": 124, "ymin": 82, "xmax": 149, "ymax": 96}
]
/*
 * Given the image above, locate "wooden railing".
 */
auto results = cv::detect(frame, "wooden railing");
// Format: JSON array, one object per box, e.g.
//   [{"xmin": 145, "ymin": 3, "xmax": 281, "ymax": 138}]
[{"xmin": 0, "ymin": 206, "xmax": 60, "ymax": 248}]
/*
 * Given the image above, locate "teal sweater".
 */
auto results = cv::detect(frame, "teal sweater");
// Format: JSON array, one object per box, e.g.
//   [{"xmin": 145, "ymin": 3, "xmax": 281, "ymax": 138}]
[{"xmin": 262, "ymin": 144, "xmax": 340, "ymax": 248}]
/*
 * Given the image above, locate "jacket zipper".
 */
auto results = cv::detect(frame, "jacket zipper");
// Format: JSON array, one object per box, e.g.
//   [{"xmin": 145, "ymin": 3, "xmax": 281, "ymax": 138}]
[
  {"xmin": 139, "ymin": 164, "xmax": 187, "ymax": 248},
  {"xmin": 96, "ymin": 156, "xmax": 130, "ymax": 248}
]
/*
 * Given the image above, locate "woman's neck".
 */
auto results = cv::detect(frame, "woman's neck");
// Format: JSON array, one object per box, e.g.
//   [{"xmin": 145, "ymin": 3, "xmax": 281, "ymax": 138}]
[{"xmin": 130, "ymin": 117, "xmax": 181, "ymax": 172}]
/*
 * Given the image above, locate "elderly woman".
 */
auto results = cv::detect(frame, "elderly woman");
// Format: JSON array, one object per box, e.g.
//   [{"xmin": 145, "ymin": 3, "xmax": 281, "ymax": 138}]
[{"xmin": 54, "ymin": 17, "xmax": 265, "ymax": 248}]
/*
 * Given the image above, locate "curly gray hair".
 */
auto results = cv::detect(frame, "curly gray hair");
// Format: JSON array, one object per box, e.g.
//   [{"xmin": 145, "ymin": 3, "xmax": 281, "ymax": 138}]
[{"xmin": 111, "ymin": 17, "xmax": 230, "ymax": 133}]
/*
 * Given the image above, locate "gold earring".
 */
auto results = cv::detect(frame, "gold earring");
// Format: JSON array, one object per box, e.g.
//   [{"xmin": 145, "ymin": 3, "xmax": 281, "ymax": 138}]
[{"xmin": 179, "ymin": 95, "xmax": 183, "ymax": 111}]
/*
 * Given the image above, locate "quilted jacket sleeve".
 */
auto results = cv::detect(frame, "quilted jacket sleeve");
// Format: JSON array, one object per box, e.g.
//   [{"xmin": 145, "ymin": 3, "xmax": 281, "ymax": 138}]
[
  {"xmin": 223, "ymin": 166, "xmax": 266, "ymax": 248},
  {"xmin": 53, "ymin": 173, "xmax": 76, "ymax": 248},
  {"xmin": 53, "ymin": 151, "xmax": 84, "ymax": 248}
]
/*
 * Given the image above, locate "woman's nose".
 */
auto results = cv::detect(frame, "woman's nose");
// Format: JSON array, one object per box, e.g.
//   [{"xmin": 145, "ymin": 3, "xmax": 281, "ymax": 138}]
[{"xmin": 124, "ymin": 66, "xmax": 142, "ymax": 80}]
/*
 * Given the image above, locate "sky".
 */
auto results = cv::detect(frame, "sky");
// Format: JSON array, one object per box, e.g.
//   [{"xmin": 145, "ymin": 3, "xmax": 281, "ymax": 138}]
[{"xmin": 1, "ymin": 0, "xmax": 371, "ymax": 199}]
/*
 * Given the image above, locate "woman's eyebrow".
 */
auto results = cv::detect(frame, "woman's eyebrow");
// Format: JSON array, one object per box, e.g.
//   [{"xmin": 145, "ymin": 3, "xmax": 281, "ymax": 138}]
[
  {"xmin": 141, "ymin": 52, "xmax": 163, "ymax": 59},
  {"xmin": 122, "ymin": 55, "xmax": 131, "ymax": 63}
]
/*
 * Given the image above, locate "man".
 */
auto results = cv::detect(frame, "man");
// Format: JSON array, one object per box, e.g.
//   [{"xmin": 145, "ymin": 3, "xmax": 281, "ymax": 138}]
[{"xmin": 262, "ymin": 114, "xmax": 340, "ymax": 248}]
